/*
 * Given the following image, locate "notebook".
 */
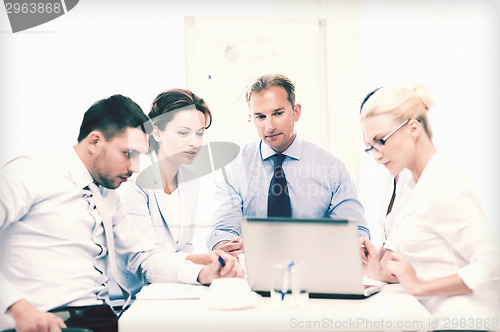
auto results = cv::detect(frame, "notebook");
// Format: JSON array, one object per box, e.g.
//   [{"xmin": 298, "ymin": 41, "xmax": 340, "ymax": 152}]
[{"xmin": 240, "ymin": 217, "xmax": 381, "ymax": 299}]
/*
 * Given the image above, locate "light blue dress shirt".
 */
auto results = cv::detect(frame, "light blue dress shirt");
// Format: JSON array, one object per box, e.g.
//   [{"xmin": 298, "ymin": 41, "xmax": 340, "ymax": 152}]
[{"xmin": 208, "ymin": 137, "xmax": 369, "ymax": 249}]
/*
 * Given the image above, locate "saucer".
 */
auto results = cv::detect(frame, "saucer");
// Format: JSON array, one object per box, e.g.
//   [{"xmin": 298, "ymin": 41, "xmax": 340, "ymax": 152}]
[
  {"xmin": 200, "ymin": 290, "xmax": 260, "ymax": 310},
  {"xmin": 199, "ymin": 278, "xmax": 261, "ymax": 310}
]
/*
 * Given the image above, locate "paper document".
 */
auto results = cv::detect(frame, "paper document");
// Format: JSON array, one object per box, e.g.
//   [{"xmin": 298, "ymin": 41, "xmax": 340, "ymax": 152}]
[
  {"xmin": 363, "ymin": 276, "xmax": 383, "ymax": 286},
  {"xmin": 135, "ymin": 283, "xmax": 209, "ymax": 300}
]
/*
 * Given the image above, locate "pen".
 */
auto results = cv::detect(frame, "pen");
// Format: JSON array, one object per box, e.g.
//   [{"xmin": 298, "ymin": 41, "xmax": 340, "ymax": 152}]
[{"xmin": 218, "ymin": 255, "xmax": 226, "ymax": 268}]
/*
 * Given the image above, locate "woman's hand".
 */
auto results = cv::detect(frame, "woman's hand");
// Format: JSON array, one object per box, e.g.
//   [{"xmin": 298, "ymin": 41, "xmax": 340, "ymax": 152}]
[
  {"xmin": 197, "ymin": 251, "xmax": 245, "ymax": 285},
  {"xmin": 360, "ymin": 237, "xmax": 398, "ymax": 283},
  {"xmin": 386, "ymin": 251, "xmax": 423, "ymax": 295},
  {"xmin": 186, "ymin": 252, "xmax": 215, "ymax": 265},
  {"xmin": 360, "ymin": 237, "xmax": 381, "ymax": 280},
  {"xmin": 386, "ymin": 252, "xmax": 472, "ymax": 297}
]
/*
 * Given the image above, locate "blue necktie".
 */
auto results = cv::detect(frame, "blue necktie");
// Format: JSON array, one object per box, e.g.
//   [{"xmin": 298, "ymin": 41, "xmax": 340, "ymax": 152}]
[{"xmin": 267, "ymin": 154, "xmax": 291, "ymax": 217}]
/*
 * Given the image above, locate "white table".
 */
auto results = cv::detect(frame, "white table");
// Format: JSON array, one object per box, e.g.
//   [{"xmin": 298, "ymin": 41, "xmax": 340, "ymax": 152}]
[{"xmin": 119, "ymin": 284, "xmax": 432, "ymax": 331}]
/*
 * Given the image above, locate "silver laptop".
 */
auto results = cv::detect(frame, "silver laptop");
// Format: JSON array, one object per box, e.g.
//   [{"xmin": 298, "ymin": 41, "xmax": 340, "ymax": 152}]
[{"xmin": 240, "ymin": 217, "xmax": 381, "ymax": 299}]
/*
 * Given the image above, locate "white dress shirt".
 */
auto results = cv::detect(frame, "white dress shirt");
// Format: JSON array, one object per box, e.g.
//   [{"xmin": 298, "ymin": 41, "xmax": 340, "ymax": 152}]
[
  {"xmin": 379, "ymin": 168, "xmax": 413, "ymax": 242},
  {"xmin": 161, "ymin": 189, "xmax": 181, "ymax": 243},
  {"xmin": 0, "ymin": 148, "xmax": 203, "ymax": 330},
  {"xmin": 384, "ymin": 152, "xmax": 500, "ymax": 319}
]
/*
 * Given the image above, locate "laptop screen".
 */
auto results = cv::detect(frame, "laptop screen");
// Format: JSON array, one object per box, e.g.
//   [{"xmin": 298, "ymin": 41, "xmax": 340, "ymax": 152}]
[{"xmin": 241, "ymin": 217, "xmax": 368, "ymax": 297}]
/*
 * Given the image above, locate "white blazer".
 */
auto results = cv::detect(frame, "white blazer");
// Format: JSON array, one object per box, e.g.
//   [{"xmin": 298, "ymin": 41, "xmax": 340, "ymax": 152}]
[
  {"xmin": 124, "ymin": 155, "xmax": 199, "ymax": 252},
  {"xmin": 110, "ymin": 153, "xmax": 200, "ymax": 297}
]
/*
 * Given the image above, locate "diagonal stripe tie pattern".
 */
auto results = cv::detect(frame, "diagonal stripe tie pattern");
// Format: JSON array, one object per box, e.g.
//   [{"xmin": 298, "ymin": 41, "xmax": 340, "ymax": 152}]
[{"xmin": 87, "ymin": 182, "xmax": 131, "ymax": 317}]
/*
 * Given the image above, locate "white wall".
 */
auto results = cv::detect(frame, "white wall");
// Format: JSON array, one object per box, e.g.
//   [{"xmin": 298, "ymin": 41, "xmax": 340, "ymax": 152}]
[
  {"xmin": 357, "ymin": 0, "xmax": 500, "ymax": 242},
  {"xmin": 1, "ymin": 0, "xmax": 498, "ymax": 252}
]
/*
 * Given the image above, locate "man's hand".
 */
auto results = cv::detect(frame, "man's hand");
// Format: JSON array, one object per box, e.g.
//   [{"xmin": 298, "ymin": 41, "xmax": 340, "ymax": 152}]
[
  {"xmin": 186, "ymin": 250, "xmax": 232, "ymax": 265},
  {"xmin": 197, "ymin": 251, "xmax": 245, "ymax": 285},
  {"xmin": 213, "ymin": 237, "xmax": 243, "ymax": 257},
  {"xmin": 7, "ymin": 299, "xmax": 67, "ymax": 332}
]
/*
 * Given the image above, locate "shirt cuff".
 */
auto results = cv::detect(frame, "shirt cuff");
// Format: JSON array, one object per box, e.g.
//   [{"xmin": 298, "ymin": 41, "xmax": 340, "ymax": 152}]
[
  {"xmin": 175, "ymin": 252, "xmax": 188, "ymax": 260},
  {"xmin": 208, "ymin": 230, "xmax": 238, "ymax": 251},
  {"xmin": 457, "ymin": 264, "xmax": 489, "ymax": 290},
  {"xmin": 0, "ymin": 275, "xmax": 24, "ymax": 316},
  {"xmin": 357, "ymin": 225, "xmax": 370, "ymax": 239},
  {"xmin": 176, "ymin": 260, "xmax": 204, "ymax": 285},
  {"xmin": 142, "ymin": 251, "xmax": 201, "ymax": 285}
]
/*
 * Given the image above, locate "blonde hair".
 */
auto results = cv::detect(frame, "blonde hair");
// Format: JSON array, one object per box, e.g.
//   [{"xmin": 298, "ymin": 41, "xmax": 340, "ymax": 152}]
[{"xmin": 360, "ymin": 84, "xmax": 434, "ymax": 139}]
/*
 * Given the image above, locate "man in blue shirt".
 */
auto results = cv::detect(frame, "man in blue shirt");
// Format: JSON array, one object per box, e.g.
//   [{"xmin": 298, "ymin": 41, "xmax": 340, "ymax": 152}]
[{"xmin": 208, "ymin": 73, "xmax": 369, "ymax": 254}]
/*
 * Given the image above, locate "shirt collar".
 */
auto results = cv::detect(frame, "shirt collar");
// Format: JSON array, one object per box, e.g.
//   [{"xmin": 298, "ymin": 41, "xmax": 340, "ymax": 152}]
[
  {"xmin": 260, "ymin": 135, "xmax": 302, "ymax": 161},
  {"xmin": 62, "ymin": 147, "xmax": 95, "ymax": 190}
]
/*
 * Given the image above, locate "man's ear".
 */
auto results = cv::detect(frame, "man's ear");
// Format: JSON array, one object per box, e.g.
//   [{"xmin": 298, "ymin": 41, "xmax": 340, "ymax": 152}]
[
  {"xmin": 293, "ymin": 103, "xmax": 302, "ymax": 122},
  {"xmin": 87, "ymin": 130, "xmax": 104, "ymax": 154}
]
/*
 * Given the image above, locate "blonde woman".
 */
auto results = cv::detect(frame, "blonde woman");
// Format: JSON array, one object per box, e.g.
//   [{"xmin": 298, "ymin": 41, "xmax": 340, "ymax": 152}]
[{"xmin": 359, "ymin": 84, "xmax": 499, "ymax": 325}]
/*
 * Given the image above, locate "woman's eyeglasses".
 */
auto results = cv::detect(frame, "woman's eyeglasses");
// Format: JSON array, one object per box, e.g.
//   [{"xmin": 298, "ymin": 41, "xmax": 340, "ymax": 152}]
[{"xmin": 364, "ymin": 119, "xmax": 411, "ymax": 156}]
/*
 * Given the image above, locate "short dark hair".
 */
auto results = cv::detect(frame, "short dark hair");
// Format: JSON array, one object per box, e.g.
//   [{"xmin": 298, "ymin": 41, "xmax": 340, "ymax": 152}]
[
  {"xmin": 245, "ymin": 74, "xmax": 296, "ymax": 107},
  {"xmin": 148, "ymin": 88, "xmax": 212, "ymax": 152},
  {"xmin": 77, "ymin": 94, "xmax": 148, "ymax": 142}
]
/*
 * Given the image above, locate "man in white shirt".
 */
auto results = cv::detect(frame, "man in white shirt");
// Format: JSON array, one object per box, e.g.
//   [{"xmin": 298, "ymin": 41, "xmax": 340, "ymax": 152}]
[{"xmin": 0, "ymin": 95, "xmax": 241, "ymax": 332}]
